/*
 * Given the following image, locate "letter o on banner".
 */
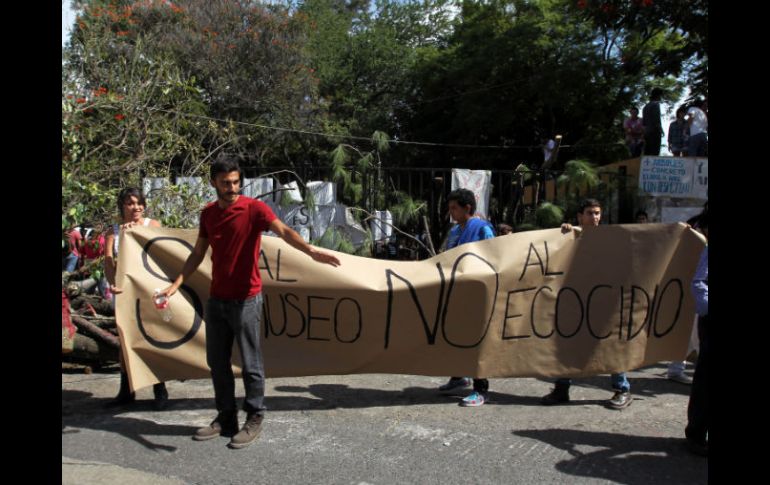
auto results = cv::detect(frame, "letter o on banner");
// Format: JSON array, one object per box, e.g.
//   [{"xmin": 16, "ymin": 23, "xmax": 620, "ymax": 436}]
[
  {"xmin": 441, "ymin": 253, "xmax": 499, "ymax": 348},
  {"xmin": 334, "ymin": 298, "xmax": 363, "ymax": 343}
]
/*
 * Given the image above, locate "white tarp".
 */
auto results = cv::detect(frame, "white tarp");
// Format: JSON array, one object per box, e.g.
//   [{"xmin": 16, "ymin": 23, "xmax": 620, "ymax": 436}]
[
  {"xmin": 139, "ymin": 176, "xmax": 366, "ymax": 246},
  {"xmin": 242, "ymin": 177, "xmax": 274, "ymax": 201},
  {"xmin": 142, "ymin": 177, "xmax": 170, "ymax": 199},
  {"xmin": 451, "ymin": 169, "xmax": 491, "ymax": 219},
  {"xmin": 311, "ymin": 206, "xmax": 337, "ymax": 241},
  {"xmin": 175, "ymin": 177, "xmax": 216, "ymax": 202},
  {"xmin": 370, "ymin": 210, "xmax": 393, "ymax": 242},
  {"xmin": 281, "ymin": 205, "xmax": 312, "ymax": 242},
  {"xmin": 272, "ymin": 204, "xmax": 338, "ymax": 243},
  {"xmin": 334, "ymin": 203, "xmax": 368, "ymax": 246},
  {"xmin": 306, "ymin": 181, "xmax": 336, "ymax": 206},
  {"xmin": 280, "ymin": 181, "xmax": 303, "ymax": 203}
]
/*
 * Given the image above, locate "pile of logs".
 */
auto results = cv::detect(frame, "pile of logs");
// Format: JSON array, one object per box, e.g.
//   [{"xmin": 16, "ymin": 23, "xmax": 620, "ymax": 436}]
[{"xmin": 62, "ymin": 272, "xmax": 120, "ymax": 368}]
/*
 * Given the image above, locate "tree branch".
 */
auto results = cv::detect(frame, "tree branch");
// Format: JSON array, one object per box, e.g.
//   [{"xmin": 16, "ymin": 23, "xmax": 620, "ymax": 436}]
[{"xmin": 347, "ymin": 207, "xmax": 434, "ymax": 256}]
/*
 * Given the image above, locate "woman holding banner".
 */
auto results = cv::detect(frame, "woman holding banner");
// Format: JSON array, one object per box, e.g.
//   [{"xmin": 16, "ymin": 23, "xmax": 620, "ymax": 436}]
[{"xmin": 103, "ymin": 187, "xmax": 169, "ymax": 410}]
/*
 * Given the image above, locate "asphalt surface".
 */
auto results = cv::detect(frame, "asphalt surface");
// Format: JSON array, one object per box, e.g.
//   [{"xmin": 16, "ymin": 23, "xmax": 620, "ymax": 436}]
[{"xmin": 62, "ymin": 363, "xmax": 707, "ymax": 484}]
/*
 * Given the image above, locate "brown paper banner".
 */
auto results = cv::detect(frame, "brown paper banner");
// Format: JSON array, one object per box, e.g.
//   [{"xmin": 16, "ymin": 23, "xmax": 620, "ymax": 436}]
[{"xmin": 116, "ymin": 223, "xmax": 705, "ymax": 391}]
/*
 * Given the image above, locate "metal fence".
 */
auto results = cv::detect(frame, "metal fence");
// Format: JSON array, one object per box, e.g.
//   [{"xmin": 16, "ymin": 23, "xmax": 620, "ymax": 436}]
[{"xmin": 241, "ymin": 163, "xmax": 635, "ymax": 245}]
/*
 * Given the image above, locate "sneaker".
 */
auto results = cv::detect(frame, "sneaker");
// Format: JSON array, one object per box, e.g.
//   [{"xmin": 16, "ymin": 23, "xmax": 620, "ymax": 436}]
[
  {"xmin": 540, "ymin": 387, "xmax": 570, "ymax": 406},
  {"xmin": 460, "ymin": 391, "xmax": 486, "ymax": 407},
  {"xmin": 193, "ymin": 412, "xmax": 238, "ymax": 441},
  {"xmin": 228, "ymin": 413, "xmax": 264, "ymax": 449},
  {"xmin": 439, "ymin": 377, "xmax": 472, "ymax": 395},
  {"xmin": 668, "ymin": 373, "xmax": 693, "ymax": 385},
  {"xmin": 607, "ymin": 391, "xmax": 632, "ymax": 410}
]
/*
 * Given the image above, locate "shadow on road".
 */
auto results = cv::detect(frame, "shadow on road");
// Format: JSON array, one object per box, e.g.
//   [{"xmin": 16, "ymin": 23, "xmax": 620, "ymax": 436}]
[
  {"xmin": 513, "ymin": 428, "xmax": 706, "ymax": 485},
  {"xmin": 63, "ymin": 389, "xmax": 199, "ymax": 452}
]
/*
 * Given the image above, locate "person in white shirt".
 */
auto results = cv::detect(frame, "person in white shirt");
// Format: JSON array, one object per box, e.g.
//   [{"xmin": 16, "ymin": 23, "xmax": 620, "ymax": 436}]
[{"xmin": 686, "ymin": 98, "xmax": 708, "ymax": 157}]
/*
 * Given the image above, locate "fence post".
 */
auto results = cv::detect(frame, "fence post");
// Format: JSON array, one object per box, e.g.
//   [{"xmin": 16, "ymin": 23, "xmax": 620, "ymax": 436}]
[{"xmin": 618, "ymin": 165, "xmax": 629, "ymax": 223}]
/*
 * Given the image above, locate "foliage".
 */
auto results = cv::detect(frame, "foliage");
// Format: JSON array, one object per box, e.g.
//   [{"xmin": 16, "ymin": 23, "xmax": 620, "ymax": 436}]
[
  {"xmin": 557, "ymin": 159, "xmax": 600, "ymax": 197},
  {"xmin": 535, "ymin": 202, "xmax": 564, "ymax": 228},
  {"xmin": 63, "ymin": 0, "xmax": 707, "ymax": 243}
]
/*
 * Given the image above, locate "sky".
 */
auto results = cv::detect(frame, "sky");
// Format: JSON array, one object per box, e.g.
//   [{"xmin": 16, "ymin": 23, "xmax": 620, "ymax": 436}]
[{"xmin": 62, "ymin": 1, "xmax": 76, "ymax": 48}]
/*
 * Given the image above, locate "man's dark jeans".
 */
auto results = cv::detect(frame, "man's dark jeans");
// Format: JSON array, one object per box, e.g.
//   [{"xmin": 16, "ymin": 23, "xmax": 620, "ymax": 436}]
[
  {"xmin": 686, "ymin": 314, "xmax": 709, "ymax": 444},
  {"xmin": 554, "ymin": 372, "xmax": 630, "ymax": 393},
  {"xmin": 644, "ymin": 133, "xmax": 662, "ymax": 156},
  {"xmin": 205, "ymin": 295, "xmax": 266, "ymax": 416},
  {"xmin": 688, "ymin": 132, "xmax": 708, "ymax": 157}
]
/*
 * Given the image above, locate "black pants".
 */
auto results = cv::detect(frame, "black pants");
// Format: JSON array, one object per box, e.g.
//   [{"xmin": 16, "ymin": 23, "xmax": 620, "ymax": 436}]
[
  {"xmin": 205, "ymin": 295, "xmax": 266, "ymax": 416},
  {"xmin": 473, "ymin": 378, "xmax": 488, "ymax": 393},
  {"xmin": 451, "ymin": 377, "xmax": 488, "ymax": 393},
  {"xmin": 688, "ymin": 132, "xmax": 708, "ymax": 157},
  {"xmin": 644, "ymin": 133, "xmax": 662, "ymax": 155},
  {"xmin": 686, "ymin": 314, "xmax": 709, "ymax": 444}
]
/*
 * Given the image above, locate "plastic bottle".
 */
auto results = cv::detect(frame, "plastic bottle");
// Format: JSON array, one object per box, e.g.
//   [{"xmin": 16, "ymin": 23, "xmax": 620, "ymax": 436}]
[{"xmin": 153, "ymin": 289, "xmax": 173, "ymax": 322}]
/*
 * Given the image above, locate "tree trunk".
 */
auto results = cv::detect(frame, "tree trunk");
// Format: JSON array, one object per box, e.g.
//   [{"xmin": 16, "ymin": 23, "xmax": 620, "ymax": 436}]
[
  {"xmin": 71, "ymin": 315, "xmax": 121, "ymax": 348},
  {"xmin": 65, "ymin": 333, "xmax": 120, "ymax": 364},
  {"xmin": 70, "ymin": 294, "xmax": 114, "ymax": 316},
  {"xmin": 421, "ymin": 216, "xmax": 436, "ymax": 257}
]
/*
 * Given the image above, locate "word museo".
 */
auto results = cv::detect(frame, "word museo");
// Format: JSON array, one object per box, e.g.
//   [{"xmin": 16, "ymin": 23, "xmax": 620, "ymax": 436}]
[{"xmin": 137, "ymin": 238, "xmax": 684, "ymax": 350}]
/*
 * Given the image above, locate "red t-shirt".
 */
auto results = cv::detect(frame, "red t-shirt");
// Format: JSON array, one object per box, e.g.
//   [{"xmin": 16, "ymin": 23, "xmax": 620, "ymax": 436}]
[
  {"xmin": 82, "ymin": 234, "xmax": 105, "ymax": 260},
  {"xmin": 199, "ymin": 196, "xmax": 277, "ymax": 300},
  {"xmin": 68, "ymin": 230, "xmax": 82, "ymax": 257}
]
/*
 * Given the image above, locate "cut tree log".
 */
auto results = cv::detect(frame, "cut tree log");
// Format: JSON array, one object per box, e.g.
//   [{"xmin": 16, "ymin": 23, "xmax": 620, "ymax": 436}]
[
  {"xmin": 74, "ymin": 313, "xmax": 116, "ymax": 329},
  {"xmin": 64, "ymin": 333, "xmax": 119, "ymax": 365},
  {"xmin": 71, "ymin": 314, "xmax": 120, "ymax": 348},
  {"xmin": 70, "ymin": 294, "xmax": 114, "ymax": 316}
]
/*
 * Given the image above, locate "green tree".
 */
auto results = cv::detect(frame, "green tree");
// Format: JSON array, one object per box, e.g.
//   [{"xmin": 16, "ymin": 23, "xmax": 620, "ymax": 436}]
[
  {"xmin": 302, "ymin": 0, "xmax": 456, "ymax": 140},
  {"xmin": 330, "ymin": 131, "xmax": 426, "ymax": 227},
  {"xmin": 62, "ymin": 10, "xmax": 218, "ymax": 233},
  {"xmin": 401, "ymin": 0, "xmax": 694, "ymax": 167},
  {"xmin": 570, "ymin": 0, "xmax": 707, "ymax": 100},
  {"xmin": 62, "ymin": 0, "xmax": 328, "ymax": 237}
]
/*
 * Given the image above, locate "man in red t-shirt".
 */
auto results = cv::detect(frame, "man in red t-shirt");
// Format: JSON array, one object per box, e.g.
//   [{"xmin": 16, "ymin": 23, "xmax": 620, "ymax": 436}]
[
  {"xmin": 161, "ymin": 156, "xmax": 340, "ymax": 449},
  {"xmin": 81, "ymin": 223, "xmax": 106, "ymax": 262},
  {"xmin": 64, "ymin": 225, "xmax": 83, "ymax": 272}
]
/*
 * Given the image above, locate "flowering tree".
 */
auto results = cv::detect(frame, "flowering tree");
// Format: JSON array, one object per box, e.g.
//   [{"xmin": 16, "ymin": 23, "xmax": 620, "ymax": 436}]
[{"xmin": 62, "ymin": 0, "xmax": 325, "ymax": 235}]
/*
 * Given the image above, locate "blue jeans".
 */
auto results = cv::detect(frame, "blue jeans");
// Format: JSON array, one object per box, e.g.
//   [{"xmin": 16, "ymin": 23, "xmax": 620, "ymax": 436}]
[
  {"xmin": 667, "ymin": 361, "xmax": 687, "ymax": 375},
  {"xmin": 64, "ymin": 252, "xmax": 79, "ymax": 272},
  {"xmin": 688, "ymin": 132, "xmax": 708, "ymax": 157},
  {"xmin": 627, "ymin": 141, "xmax": 643, "ymax": 158},
  {"xmin": 205, "ymin": 295, "xmax": 266, "ymax": 416},
  {"xmin": 555, "ymin": 373, "xmax": 630, "ymax": 392},
  {"xmin": 97, "ymin": 278, "xmax": 109, "ymax": 298}
]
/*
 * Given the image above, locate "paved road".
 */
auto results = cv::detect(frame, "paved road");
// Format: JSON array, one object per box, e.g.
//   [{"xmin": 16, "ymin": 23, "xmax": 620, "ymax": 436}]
[{"xmin": 62, "ymin": 363, "xmax": 706, "ymax": 484}]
